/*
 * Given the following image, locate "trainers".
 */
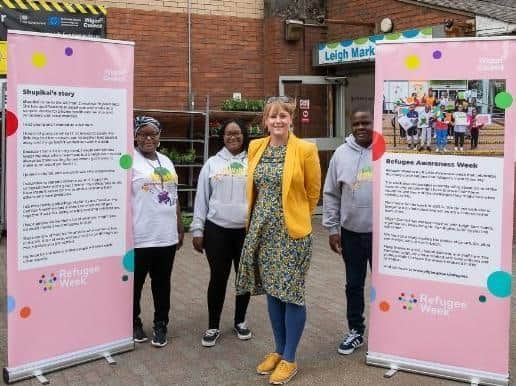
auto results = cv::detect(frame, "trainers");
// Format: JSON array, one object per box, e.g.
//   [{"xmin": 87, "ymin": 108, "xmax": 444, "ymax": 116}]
[
  {"xmin": 454, "ymin": 147, "xmax": 458, "ymax": 151},
  {"xmin": 133, "ymin": 325, "xmax": 148, "ymax": 343},
  {"xmin": 234, "ymin": 321, "xmax": 252, "ymax": 340},
  {"xmin": 460, "ymin": 147, "xmax": 464, "ymax": 151},
  {"xmin": 269, "ymin": 360, "xmax": 298, "ymax": 385},
  {"xmin": 151, "ymin": 322, "xmax": 167, "ymax": 347},
  {"xmin": 443, "ymin": 148, "xmax": 448, "ymax": 152},
  {"xmin": 201, "ymin": 329, "xmax": 220, "ymax": 347},
  {"xmin": 257, "ymin": 352, "xmax": 282, "ymax": 375},
  {"xmin": 338, "ymin": 329, "xmax": 364, "ymax": 355},
  {"xmin": 436, "ymin": 148, "xmax": 440, "ymax": 152}
]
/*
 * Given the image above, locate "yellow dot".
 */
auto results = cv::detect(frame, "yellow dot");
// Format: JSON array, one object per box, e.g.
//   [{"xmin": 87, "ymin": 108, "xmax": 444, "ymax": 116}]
[
  {"xmin": 405, "ymin": 54, "xmax": 421, "ymax": 70},
  {"xmin": 32, "ymin": 52, "xmax": 47, "ymax": 68}
]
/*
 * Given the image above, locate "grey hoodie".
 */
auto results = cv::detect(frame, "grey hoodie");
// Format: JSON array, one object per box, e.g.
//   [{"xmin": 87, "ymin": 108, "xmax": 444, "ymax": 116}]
[
  {"xmin": 191, "ymin": 147, "xmax": 247, "ymax": 237},
  {"xmin": 322, "ymin": 134, "xmax": 372, "ymax": 234}
]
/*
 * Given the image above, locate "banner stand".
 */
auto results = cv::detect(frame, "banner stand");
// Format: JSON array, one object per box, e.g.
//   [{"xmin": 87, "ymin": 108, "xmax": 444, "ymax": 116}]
[
  {"xmin": 3, "ymin": 338, "xmax": 133, "ymax": 384},
  {"xmin": 366, "ymin": 352, "xmax": 509, "ymax": 386}
]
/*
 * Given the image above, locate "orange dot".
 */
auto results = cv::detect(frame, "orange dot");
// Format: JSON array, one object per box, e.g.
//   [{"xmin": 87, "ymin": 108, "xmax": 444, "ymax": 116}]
[
  {"xmin": 20, "ymin": 306, "xmax": 31, "ymax": 319},
  {"xmin": 379, "ymin": 301, "xmax": 390, "ymax": 312}
]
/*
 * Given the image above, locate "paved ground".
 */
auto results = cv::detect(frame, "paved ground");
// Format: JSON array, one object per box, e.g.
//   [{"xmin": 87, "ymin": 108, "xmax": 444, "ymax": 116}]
[{"xmin": 0, "ymin": 220, "xmax": 514, "ymax": 386}]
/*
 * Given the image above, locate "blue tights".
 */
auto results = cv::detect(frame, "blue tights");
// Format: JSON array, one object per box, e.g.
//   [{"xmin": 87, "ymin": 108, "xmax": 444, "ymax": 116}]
[{"xmin": 266, "ymin": 294, "xmax": 306, "ymax": 362}]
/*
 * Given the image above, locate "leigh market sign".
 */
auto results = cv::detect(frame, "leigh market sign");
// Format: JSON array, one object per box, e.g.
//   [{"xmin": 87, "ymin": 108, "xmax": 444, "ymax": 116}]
[{"xmin": 315, "ymin": 27, "xmax": 433, "ymax": 66}]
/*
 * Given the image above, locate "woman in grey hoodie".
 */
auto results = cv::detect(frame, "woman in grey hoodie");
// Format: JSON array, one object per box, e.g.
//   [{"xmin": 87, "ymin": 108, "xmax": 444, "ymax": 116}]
[{"xmin": 191, "ymin": 119, "xmax": 252, "ymax": 347}]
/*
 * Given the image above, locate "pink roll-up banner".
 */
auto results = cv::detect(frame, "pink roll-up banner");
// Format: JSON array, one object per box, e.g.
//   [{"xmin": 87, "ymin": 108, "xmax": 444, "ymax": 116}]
[
  {"xmin": 4, "ymin": 31, "xmax": 134, "ymax": 383},
  {"xmin": 368, "ymin": 37, "xmax": 514, "ymax": 385}
]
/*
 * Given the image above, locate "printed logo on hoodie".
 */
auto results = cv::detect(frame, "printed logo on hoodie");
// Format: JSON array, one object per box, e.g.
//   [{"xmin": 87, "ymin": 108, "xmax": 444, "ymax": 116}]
[{"xmin": 213, "ymin": 161, "xmax": 247, "ymax": 181}]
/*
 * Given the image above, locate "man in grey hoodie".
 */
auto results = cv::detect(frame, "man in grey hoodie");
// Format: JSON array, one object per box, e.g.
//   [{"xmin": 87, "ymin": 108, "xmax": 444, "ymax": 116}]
[{"xmin": 322, "ymin": 110, "xmax": 373, "ymax": 356}]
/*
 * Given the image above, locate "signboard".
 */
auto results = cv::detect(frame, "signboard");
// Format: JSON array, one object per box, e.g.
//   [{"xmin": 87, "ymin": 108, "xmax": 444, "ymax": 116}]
[
  {"xmin": 316, "ymin": 27, "xmax": 433, "ymax": 66},
  {"xmin": 0, "ymin": 0, "xmax": 106, "ymax": 74},
  {"xmin": 369, "ymin": 37, "xmax": 514, "ymax": 385},
  {"xmin": 4, "ymin": 31, "xmax": 134, "ymax": 383}
]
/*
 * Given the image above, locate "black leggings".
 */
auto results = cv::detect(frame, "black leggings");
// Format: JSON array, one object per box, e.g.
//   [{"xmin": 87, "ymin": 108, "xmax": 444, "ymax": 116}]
[
  {"xmin": 471, "ymin": 131, "xmax": 479, "ymax": 148},
  {"xmin": 133, "ymin": 245, "xmax": 176, "ymax": 326},
  {"xmin": 204, "ymin": 220, "xmax": 250, "ymax": 329}
]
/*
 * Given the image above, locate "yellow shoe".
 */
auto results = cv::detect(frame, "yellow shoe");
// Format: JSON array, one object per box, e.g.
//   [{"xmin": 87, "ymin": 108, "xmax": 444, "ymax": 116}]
[
  {"xmin": 269, "ymin": 360, "xmax": 298, "ymax": 384},
  {"xmin": 256, "ymin": 352, "xmax": 282, "ymax": 375}
]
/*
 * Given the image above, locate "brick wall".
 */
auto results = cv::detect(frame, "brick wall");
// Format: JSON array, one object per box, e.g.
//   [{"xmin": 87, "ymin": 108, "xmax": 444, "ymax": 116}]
[
  {"xmin": 76, "ymin": 0, "xmax": 262, "ymax": 18},
  {"xmin": 326, "ymin": 0, "xmax": 470, "ymax": 41},
  {"xmin": 107, "ymin": 8, "xmax": 264, "ymax": 110}
]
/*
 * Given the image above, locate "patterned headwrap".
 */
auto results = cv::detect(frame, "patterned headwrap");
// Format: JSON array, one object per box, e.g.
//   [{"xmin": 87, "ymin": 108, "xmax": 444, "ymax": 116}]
[{"xmin": 134, "ymin": 116, "xmax": 161, "ymax": 135}]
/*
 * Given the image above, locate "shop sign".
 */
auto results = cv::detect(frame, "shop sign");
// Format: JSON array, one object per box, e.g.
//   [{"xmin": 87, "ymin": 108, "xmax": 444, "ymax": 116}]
[{"xmin": 315, "ymin": 27, "xmax": 433, "ymax": 66}]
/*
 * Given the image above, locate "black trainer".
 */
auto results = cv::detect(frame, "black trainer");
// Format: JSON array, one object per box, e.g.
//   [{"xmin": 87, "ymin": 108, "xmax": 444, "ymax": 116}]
[
  {"xmin": 201, "ymin": 329, "xmax": 220, "ymax": 347},
  {"xmin": 234, "ymin": 321, "xmax": 252, "ymax": 340},
  {"xmin": 337, "ymin": 329, "xmax": 364, "ymax": 355},
  {"xmin": 151, "ymin": 322, "xmax": 168, "ymax": 347},
  {"xmin": 133, "ymin": 325, "xmax": 148, "ymax": 343}
]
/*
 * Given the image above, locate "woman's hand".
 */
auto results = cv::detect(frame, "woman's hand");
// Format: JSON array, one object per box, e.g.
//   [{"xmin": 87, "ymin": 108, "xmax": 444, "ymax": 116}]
[{"xmin": 192, "ymin": 237, "xmax": 204, "ymax": 253}]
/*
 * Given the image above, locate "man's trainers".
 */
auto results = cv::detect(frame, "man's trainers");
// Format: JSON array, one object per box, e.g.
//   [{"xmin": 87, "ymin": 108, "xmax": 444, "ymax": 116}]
[
  {"xmin": 201, "ymin": 329, "xmax": 220, "ymax": 347},
  {"xmin": 234, "ymin": 321, "xmax": 252, "ymax": 340},
  {"xmin": 269, "ymin": 360, "xmax": 298, "ymax": 385},
  {"xmin": 151, "ymin": 322, "xmax": 167, "ymax": 347},
  {"xmin": 256, "ymin": 352, "xmax": 282, "ymax": 375},
  {"xmin": 133, "ymin": 325, "xmax": 148, "ymax": 343},
  {"xmin": 338, "ymin": 329, "xmax": 364, "ymax": 355}
]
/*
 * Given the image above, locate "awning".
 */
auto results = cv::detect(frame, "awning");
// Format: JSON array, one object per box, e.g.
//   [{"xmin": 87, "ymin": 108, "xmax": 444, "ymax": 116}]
[
  {"xmin": 0, "ymin": 0, "xmax": 106, "ymax": 74},
  {"xmin": 314, "ymin": 27, "xmax": 434, "ymax": 66}
]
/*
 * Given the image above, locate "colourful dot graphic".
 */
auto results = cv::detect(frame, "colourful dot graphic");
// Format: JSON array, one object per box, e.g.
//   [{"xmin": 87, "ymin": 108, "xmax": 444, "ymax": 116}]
[
  {"xmin": 65, "ymin": 47, "xmax": 74, "ymax": 56},
  {"xmin": 32, "ymin": 52, "xmax": 47, "ymax": 68},
  {"xmin": 404, "ymin": 55, "xmax": 421, "ymax": 70},
  {"xmin": 487, "ymin": 271, "xmax": 512, "ymax": 298},
  {"xmin": 370, "ymin": 287, "xmax": 376, "ymax": 302},
  {"xmin": 6, "ymin": 110, "xmax": 18, "ymax": 136},
  {"xmin": 122, "ymin": 250, "xmax": 135, "ymax": 272},
  {"xmin": 20, "ymin": 306, "xmax": 31, "ymax": 319},
  {"xmin": 372, "ymin": 131, "xmax": 386, "ymax": 161},
  {"xmin": 7, "ymin": 296, "xmax": 16, "ymax": 313},
  {"xmin": 122, "ymin": 274, "xmax": 129, "ymax": 282},
  {"xmin": 379, "ymin": 301, "xmax": 390, "ymax": 312},
  {"xmin": 494, "ymin": 92, "xmax": 513, "ymax": 109},
  {"xmin": 432, "ymin": 50, "xmax": 442, "ymax": 59},
  {"xmin": 479, "ymin": 295, "xmax": 487, "ymax": 303},
  {"xmin": 119, "ymin": 154, "xmax": 133, "ymax": 169}
]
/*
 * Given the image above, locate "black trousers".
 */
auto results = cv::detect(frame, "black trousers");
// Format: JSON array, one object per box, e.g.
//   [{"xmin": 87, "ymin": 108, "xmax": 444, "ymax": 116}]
[
  {"xmin": 133, "ymin": 245, "xmax": 176, "ymax": 326},
  {"xmin": 454, "ymin": 132, "xmax": 465, "ymax": 147},
  {"xmin": 471, "ymin": 130, "xmax": 479, "ymax": 148},
  {"xmin": 204, "ymin": 220, "xmax": 250, "ymax": 329},
  {"xmin": 341, "ymin": 228, "xmax": 372, "ymax": 335}
]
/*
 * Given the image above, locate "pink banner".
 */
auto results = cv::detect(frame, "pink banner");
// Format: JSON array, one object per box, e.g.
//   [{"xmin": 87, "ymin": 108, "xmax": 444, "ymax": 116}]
[
  {"xmin": 369, "ymin": 37, "xmax": 514, "ymax": 384},
  {"xmin": 5, "ymin": 31, "xmax": 134, "ymax": 381}
]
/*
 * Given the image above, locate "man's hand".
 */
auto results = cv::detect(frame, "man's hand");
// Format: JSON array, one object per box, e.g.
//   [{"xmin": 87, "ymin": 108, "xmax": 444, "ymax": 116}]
[
  {"xmin": 329, "ymin": 234, "xmax": 342, "ymax": 254},
  {"xmin": 192, "ymin": 236, "xmax": 204, "ymax": 253}
]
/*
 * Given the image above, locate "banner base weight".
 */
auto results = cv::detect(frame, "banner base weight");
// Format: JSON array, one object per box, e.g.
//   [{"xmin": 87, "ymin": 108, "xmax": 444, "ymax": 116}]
[
  {"xmin": 367, "ymin": 352, "xmax": 509, "ymax": 386},
  {"xmin": 3, "ymin": 338, "xmax": 133, "ymax": 384}
]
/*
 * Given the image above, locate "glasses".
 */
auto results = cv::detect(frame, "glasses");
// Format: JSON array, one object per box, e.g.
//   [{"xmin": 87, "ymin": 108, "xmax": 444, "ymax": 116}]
[
  {"xmin": 224, "ymin": 132, "xmax": 243, "ymax": 138},
  {"xmin": 136, "ymin": 132, "xmax": 159, "ymax": 140},
  {"xmin": 266, "ymin": 96, "xmax": 296, "ymax": 105}
]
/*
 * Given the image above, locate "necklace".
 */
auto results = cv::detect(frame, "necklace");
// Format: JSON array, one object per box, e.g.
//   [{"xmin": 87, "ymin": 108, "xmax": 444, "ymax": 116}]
[{"xmin": 138, "ymin": 150, "xmax": 165, "ymax": 191}]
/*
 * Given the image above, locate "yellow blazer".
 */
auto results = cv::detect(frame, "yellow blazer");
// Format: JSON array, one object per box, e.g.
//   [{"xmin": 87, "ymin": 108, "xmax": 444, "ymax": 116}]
[{"xmin": 247, "ymin": 134, "xmax": 321, "ymax": 239}]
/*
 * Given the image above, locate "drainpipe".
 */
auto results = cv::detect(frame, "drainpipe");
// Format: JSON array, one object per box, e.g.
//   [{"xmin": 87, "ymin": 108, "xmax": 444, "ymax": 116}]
[{"xmin": 187, "ymin": 0, "xmax": 193, "ymax": 110}]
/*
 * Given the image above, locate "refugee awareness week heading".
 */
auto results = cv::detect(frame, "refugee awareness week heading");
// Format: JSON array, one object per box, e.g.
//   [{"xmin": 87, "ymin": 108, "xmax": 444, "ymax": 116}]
[{"xmin": 385, "ymin": 158, "xmax": 479, "ymax": 168}]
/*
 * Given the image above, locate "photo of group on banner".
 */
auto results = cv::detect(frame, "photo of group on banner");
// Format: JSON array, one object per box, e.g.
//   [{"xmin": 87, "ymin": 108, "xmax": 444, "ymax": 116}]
[{"xmin": 383, "ymin": 79, "xmax": 506, "ymax": 156}]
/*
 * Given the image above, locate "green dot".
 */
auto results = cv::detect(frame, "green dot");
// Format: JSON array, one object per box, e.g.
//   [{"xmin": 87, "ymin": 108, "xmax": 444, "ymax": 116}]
[
  {"xmin": 487, "ymin": 271, "xmax": 512, "ymax": 298},
  {"xmin": 421, "ymin": 27, "xmax": 433, "ymax": 36},
  {"xmin": 479, "ymin": 295, "xmax": 486, "ymax": 303},
  {"xmin": 119, "ymin": 154, "xmax": 133, "ymax": 169},
  {"xmin": 327, "ymin": 42, "xmax": 339, "ymax": 49},
  {"xmin": 494, "ymin": 92, "xmax": 513, "ymax": 109},
  {"xmin": 385, "ymin": 32, "xmax": 401, "ymax": 40},
  {"xmin": 353, "ymin": 37, "xmax": 368, "ymax": 45}
]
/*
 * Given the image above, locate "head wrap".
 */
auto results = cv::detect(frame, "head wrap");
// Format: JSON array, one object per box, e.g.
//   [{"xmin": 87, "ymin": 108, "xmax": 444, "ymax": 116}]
[{"xmin": 134, "ymin": 116, "xmax": 161, "ymax": 135}]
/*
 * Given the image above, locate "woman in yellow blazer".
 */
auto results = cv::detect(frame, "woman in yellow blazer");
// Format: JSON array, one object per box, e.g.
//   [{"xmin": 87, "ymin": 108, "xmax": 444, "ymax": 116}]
[{"xmin": 236, "ymin": 97, "xmax": 321, "ymax": 385}]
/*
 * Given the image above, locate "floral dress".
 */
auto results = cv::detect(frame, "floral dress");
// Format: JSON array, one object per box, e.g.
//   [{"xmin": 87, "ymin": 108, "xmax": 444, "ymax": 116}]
[{"xmin": 236, "ymin": 144, "xmax": 312, "ymax": 306}]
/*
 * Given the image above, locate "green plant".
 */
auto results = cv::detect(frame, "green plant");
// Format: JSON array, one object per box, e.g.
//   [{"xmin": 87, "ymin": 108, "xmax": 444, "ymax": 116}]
[
  {"xmin": 168, "ymin": 148, "xmax": 181, "ymax": 163},
  {"xmin": 182, "ymin": 148, "xmax": 197, "ymax": 163},
  {"xmin": 181, "ymin": 212, "xmax": 193, "ymax": 232},
  {"xmin": 220, "ymin": 98, "xmax": 264, "ymax": 112}
]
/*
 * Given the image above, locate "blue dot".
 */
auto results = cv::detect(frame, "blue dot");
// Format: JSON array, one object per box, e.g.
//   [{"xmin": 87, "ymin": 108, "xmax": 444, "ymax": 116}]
[
  {"xmin": 7, "ymin": 296, "xmax": 15, "ymax": 313},
  {"xmin": 370, "ymin": 287, "xmax": 377, "ymax": 302},
  {"xmin": 487, "ymin": 271, "xmax": 512, "ymax": 297},
  {"xmin": 122, "ymin": 250, "xmax": 135, "ymax": 272}
]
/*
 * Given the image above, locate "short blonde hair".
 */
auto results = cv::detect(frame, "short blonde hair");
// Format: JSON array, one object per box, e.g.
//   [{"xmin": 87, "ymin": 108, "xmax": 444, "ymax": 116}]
[{"xmin": 261, "ymin": 99, "xmax": 296, "ymax": 130}]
